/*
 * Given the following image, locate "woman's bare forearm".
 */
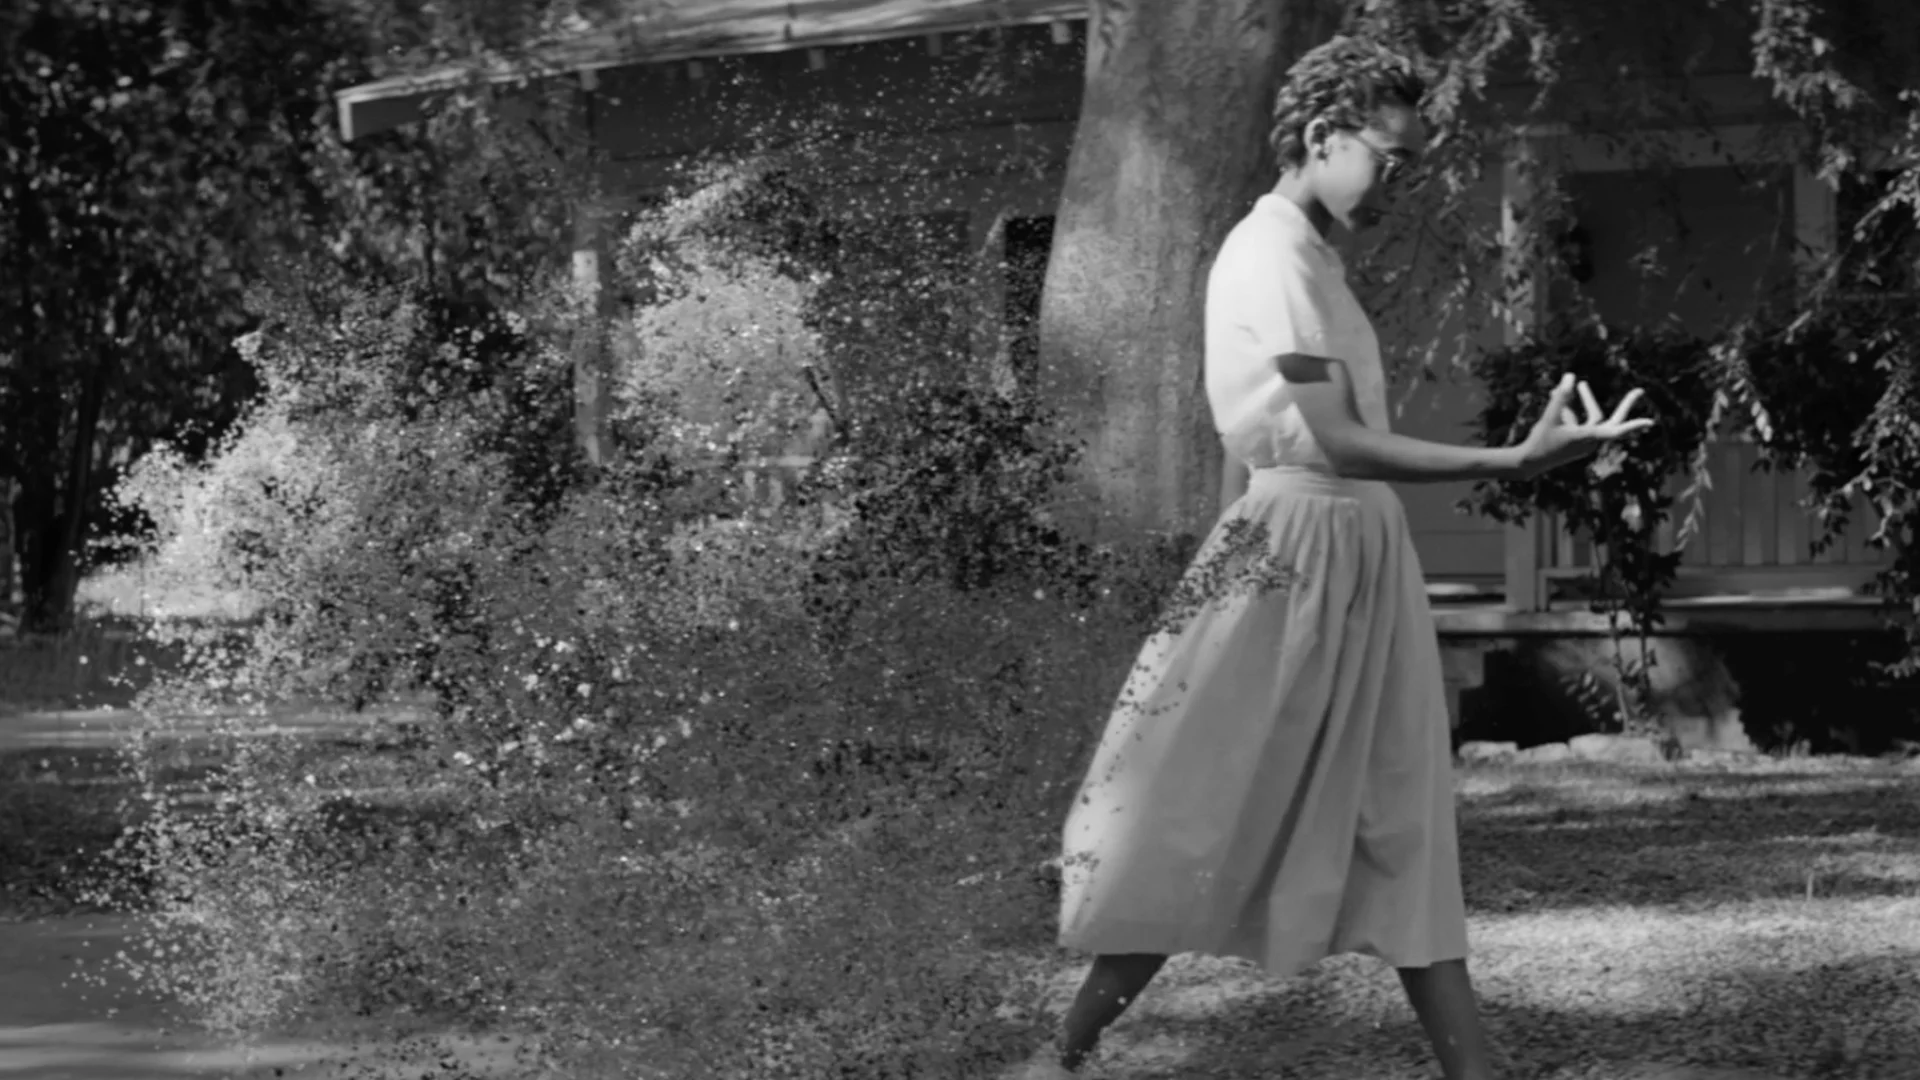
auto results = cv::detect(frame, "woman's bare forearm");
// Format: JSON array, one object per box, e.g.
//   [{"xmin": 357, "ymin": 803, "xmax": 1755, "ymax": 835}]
[
  {"xmin": 1319, "ymin": 426, "xmax": 1525, "ymax": 484},
  {"xmin": 1275, "ymin": 351, "xmax": 1527, "ymax": 484}
]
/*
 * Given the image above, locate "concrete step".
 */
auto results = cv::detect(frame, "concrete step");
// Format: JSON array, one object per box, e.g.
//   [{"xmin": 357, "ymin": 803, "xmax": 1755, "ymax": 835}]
[{"xmin": 0, "ymin": 699, "xmax": 428, "ymax": 754}]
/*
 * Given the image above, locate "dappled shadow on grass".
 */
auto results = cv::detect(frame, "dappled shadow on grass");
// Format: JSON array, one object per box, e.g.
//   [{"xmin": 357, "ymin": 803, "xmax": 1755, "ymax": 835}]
[
  {"xmin": 1015, "ymin": 889, "xmax": 1920, "ymax": 1080},
  {"xmin": 1083, "ymin": 947, "xmax": 1920, "ymax": 1080},
  {"xmin": 990, "ymin": 763, "xmax": 1920, "ymax": 1078},
  {"xmin": 1455, "ymin": 763, "xmax": 1920, "ymax": 914}
]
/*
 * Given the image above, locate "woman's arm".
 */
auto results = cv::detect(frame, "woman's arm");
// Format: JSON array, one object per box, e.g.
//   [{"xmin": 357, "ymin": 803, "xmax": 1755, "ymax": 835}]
[{"xmin": 1278, "ymin": 352, "xmax": 1525, "ymax": 483}]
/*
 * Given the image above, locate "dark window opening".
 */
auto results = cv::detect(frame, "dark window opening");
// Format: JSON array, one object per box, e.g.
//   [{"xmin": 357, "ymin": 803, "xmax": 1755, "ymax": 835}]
[
  {"xmin": 810, "ymin": 211, "xmax": 973, "ymax": 426},
  {"xmin": 1003, "ymin": 215, "xmax": 1054, "ymax": 390}
]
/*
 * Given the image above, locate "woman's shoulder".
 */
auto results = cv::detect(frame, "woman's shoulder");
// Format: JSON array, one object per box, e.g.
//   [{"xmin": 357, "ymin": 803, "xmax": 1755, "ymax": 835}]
[
  {"xmin": 1214, "ymin": 222, "xmax": 1320, "ymax": 296},
  {"xmin": 1221, "ymin": 200, "xmax": 1319, "ymax": 260},
  {"xmin": 1211, "ymin": 237, "xmax": 1332, "ymax": 324}
]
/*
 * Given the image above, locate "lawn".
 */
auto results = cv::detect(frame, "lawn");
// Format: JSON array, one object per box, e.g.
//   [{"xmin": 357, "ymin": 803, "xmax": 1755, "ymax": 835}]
[
  {"xmin": 3, "ymin": 731, "xmax": 1916, "ymax": 1079},
  {"xmin": 996, "ymin": 757, "xmax": 1920, "ymax": 1080}
]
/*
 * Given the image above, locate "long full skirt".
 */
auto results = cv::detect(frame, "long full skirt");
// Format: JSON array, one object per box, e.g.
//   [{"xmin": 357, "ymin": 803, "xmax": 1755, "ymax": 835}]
[{"xmin": 1057, "ymin": 465, "xmax": 1468, "ymax": 975}]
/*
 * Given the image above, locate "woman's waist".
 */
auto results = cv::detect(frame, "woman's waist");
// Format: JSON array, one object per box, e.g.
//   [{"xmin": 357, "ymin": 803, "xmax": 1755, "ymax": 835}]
[{"xmin": 1245, "ymin": 464, "xmax": 1392, "ymax": 500}]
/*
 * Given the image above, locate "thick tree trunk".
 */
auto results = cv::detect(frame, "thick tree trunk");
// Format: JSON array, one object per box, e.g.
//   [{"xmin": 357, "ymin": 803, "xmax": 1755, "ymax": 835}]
[{"xmin": 1037, "ymin": 0, "xmax": 1348, "ymax": 545}]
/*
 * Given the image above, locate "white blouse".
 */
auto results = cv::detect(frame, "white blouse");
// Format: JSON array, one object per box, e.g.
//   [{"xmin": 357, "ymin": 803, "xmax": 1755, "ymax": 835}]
[{"xmin": 1203, "ymin": 194, "xmax": 1390, "ymax": 470}]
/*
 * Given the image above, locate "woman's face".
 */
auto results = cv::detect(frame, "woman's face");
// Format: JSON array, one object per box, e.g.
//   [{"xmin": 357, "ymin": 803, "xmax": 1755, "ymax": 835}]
[{"xmin": 1307, "ymin": 102, "xmax": 1426, "ymax": 234}]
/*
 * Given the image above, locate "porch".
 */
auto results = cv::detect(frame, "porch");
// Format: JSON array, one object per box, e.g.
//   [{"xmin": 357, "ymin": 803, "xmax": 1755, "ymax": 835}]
[
  {"xmin": 1463, "ymin": 116, "xmax": 1897, "ymax": 618},
  {"xmin": 1476, "ymin": 437, "xmax": 1889, "ymax": 626}
]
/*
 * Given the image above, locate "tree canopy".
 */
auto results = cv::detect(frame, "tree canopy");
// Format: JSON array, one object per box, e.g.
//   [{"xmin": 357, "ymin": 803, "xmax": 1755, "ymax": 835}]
[
  {"xmin": 5, "ymin": 0, "xmax": 1917, "ymax": 647},
  {"xmin": 0, "ymin": 0, "xmax": 601, "ymax": 630}
]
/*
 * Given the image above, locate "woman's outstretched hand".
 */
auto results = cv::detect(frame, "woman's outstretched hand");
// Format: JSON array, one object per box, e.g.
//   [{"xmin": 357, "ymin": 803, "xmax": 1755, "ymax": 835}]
[{"xmin": 1513, "ymin": 373, "xmax": 1654, "ymax": 479}]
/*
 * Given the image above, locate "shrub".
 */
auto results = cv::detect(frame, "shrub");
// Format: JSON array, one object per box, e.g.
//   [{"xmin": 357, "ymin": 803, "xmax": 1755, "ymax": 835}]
[
  {"xmin": 1463, "ymin": 306, "xmax": 1920, "ymax": 735},
  {"xmin": 99, "ymin": 159, "xmax": 1190, "ymax": 1078},
  {"xmin": 109, "ymin": 403, "xmax": 341, "ymax": 620},
  {"xmin": 1731, "ymin": 305, "xmax": 1920, "ymax": 677},
  {"xmin": 1463, "ymin": 322, "xmax": 1717, "ymax": 734},
  {"xmin": 609, "ymin": 219, "xmax": 829, "ymax": 468}
]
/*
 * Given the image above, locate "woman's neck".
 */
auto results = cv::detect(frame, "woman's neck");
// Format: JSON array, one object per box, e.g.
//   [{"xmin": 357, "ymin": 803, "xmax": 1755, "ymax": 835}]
[{"xmin": 1270, "ymin": 173, "xmax": 1334, "ymax": 240}]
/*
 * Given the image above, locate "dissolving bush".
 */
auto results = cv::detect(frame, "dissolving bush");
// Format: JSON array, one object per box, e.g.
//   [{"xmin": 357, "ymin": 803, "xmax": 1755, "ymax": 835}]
[{"xmin": 101, "ymin": 161, "xmax": 1193, "ymax": 1077}]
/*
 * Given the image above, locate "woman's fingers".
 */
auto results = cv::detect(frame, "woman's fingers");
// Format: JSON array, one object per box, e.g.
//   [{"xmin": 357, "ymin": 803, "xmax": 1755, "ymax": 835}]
[
  {"xmin": 1577, "ymin": 381, "xmax": 1604, "ymax": 424},
  {"xmin": 1543, "ymin": 373, "xmax": 1577, "ymax": 416},
  {"xmin": 1548, "ymin": 384, "xmax": 1654, "ymax": 442},
  {"xmin": 1608, "ymin": 388, "xmax": 1647, "ymax": 425},
  {"xmin": 1599, "ymin": 417, "xmax": 1656, "ymax": 438}
]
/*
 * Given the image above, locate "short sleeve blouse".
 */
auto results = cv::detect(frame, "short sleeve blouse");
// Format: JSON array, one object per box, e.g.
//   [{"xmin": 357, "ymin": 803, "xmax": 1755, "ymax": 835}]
[{"xmin": 1203, "ymin": 194, "xmax": 1390, "ymax": 470}]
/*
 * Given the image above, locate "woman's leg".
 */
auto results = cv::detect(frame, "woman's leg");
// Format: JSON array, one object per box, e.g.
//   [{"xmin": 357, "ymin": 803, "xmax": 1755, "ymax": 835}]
[
  {"xmin": 1397, "ymin": 960, "xmax": 1498, "ymax": 1080},
  {"xmin": 1056, "ymin": 953, "xmax": 1169, "ymax": 1071}
]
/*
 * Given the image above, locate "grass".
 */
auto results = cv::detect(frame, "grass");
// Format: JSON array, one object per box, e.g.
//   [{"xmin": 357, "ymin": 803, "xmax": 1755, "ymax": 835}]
[
  {"xmin": 5, "ymin": 733, "xmax": 1917, "ymax": 1078},
  {"xmin": 999, "ymin": 757, "xmax": 1920, "ymax": 1080}
]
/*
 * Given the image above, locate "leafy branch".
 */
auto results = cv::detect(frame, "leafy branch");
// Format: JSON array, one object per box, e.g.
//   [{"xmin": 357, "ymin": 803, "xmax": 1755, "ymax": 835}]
[{"xmin": 1462, "ymin": 324, "xmax": 1717, "ymax": 733}]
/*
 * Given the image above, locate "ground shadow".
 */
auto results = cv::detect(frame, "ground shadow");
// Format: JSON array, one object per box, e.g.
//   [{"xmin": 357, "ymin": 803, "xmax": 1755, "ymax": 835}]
[
  {"xmin": 1084, "ymin": 950, "xmax": 1919, "ymax": 1080},
  {"xmin": 1455, "ymin": 769, "xmax": 1920, "ymax": 913}
]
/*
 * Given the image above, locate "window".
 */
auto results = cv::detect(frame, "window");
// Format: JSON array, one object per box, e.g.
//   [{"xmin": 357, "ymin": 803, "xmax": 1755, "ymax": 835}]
[
  {"xmin": 812, "ymin": 211, "xmax": 973, "ymax": 407},
  {"xmin": 1002, "ymin": 215, "xmax": 1054, "ymax": 389},
  {"xmin": 839, "ymin": 210, "xmax": 968, "ymax": 341}
]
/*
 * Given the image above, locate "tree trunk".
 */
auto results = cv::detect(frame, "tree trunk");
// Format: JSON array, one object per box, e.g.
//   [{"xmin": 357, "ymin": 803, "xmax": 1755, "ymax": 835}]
[
  {"xmin": 20, "ymin": 355, "xmax": 110, "ymax": 632},
  {"xmin": 16, "ymin": 470, "xmax": 63, "ymax": 632},
  {"xmin": 0, "ymin": 476, "xmax": 15, "ymax": 625},
  {"xmin": 1037, "ymin": 0, "xmax": 1349, "ymax": 545}
]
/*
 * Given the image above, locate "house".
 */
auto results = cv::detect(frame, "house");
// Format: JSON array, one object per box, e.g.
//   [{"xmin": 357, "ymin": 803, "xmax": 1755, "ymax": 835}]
[{"xmin": 335, "ymin": 0, "xmax": 1909, "ymax": 751}]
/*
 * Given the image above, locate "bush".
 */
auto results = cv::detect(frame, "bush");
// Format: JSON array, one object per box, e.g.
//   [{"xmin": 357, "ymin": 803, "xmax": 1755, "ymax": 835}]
[
  {"xmin": 1463, "ymin": 322, "xmax": 1717, "ymax": 733},
  {"xmin": 1732, "ymin": 305, "xmax": 1920, "ymax": 676},
  {"xmin": 1462, "ymin": 305, "xmax": 1920, "ymax": 729},
  {"xmin": 99, "ymin": 161, "xmax": 1193, "ymax": 1077}
]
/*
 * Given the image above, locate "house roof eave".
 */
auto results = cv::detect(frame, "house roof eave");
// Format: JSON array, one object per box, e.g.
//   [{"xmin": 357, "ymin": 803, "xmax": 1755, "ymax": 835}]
[{"xmin": 335, "ymin": 0, "xmax": 1089, "ymax": 141}]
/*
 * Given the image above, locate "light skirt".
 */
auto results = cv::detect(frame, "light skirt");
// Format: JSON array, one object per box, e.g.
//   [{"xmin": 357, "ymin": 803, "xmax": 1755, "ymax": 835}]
[{"xmin": 1057, "ymin": 465, "xmax": 1467, "ymax": 976}]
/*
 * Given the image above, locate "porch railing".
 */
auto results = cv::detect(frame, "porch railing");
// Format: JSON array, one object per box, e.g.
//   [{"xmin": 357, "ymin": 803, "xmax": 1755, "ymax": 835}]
[
  {"xmin": 1506, "ymin": 439, "xmax": 1891, "ymax": 609},
  {"xmin": 733, "ymin": 454, "xmax": 820, "ymax": 509}
]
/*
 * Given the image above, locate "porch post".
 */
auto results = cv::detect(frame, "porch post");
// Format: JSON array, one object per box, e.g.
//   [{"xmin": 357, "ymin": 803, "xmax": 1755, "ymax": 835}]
[
  {"xmin": 569, "ymin": 72, "xmax": 612, "ymax": 468},
  {"xmin": 571, "ymin": 199, "xmax": 612, "ymax": 467},
  {"xmin": 1499, "ymin": 128, "xmax": 1550, "ymax": 611},
  {"xmin": 969, "ymin": 207, "xmax": 1017, "ymax": 398}
]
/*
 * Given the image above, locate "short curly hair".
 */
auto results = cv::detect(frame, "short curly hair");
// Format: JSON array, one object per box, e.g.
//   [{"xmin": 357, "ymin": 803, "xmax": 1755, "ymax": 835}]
[{"xmin": 1269, "ymin": 35, "xmax": 1426, "ymax": 170}]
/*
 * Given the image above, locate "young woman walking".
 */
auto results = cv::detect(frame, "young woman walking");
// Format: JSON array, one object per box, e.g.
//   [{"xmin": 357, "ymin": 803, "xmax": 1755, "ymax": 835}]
[{"xmin": 1007, "ymin": 35, "xmax": 1650, "ymax": 1080}]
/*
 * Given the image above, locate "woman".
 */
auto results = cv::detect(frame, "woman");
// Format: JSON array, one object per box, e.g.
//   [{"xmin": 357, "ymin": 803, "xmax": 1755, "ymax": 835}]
[{"xmin": 1010, "ymin": 36, "xmax": 1649, "ymax": 1080}]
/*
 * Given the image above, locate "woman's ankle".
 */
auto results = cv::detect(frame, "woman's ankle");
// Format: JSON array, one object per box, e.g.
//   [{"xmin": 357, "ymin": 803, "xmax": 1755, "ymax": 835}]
[{"xmin": 1054, "ymin": 1031, "xmax": 1089, "ymax": 1072}]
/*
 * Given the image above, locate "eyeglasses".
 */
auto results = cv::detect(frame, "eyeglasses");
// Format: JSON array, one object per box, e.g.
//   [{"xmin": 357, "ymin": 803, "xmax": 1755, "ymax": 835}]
[{"xmin": 1348, "ymin": 131, "xmax": 1416, "ymax": 187}]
